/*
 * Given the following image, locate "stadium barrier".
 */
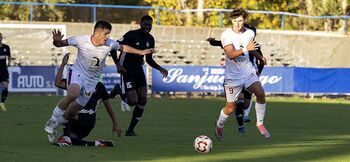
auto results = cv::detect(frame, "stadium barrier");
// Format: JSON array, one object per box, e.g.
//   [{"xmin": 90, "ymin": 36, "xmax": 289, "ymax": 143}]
[
  {"xmin": 2, "ymin": 66, "xmax": 350, "ymax": 94},
  {"xmin": 152, "ymin": 66, "xmax": 350, "ymax": 94}
]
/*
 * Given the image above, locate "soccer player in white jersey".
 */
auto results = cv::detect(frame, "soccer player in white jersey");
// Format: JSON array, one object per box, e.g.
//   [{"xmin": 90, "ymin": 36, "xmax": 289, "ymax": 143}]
[
  {"xmin": 44, "ymin": 20, "xmax": 154, "ymax": 138},
  {"xmin": 215, "ymin": 8, "xmax": 271, "ymax": 140}
]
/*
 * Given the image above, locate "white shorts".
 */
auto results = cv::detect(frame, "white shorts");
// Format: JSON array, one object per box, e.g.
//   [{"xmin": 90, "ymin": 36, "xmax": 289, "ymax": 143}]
[
  {"xmin": 224, "ymin": 73, "xmax": 260, "ymax": 102},
  {"xmin": 67, "ymin": 68, "xmax": 96, "ymax": 106}
]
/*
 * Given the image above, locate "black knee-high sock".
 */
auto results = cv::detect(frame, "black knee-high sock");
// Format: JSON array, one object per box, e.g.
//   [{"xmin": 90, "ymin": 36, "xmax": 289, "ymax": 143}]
[
  {"xmin": 128, "ymin": 105, "xmax": 144, "ymax": 132},
  {"xmin": 236, "ymin": 102, "xmax": 244, "ymax": 127},
  {"xmin": 1, "ymin": 88, "xmax": 8, "ymax": 103}
]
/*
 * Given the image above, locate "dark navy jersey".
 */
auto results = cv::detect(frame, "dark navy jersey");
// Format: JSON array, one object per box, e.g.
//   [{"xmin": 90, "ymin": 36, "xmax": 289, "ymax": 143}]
[
  {"xmin": 118, "ymin": 29, "xmax": 155, "ymax": 73},
  {"xmin": 0, "ymin": 44, "xmax": 10, "ymax": 69}
]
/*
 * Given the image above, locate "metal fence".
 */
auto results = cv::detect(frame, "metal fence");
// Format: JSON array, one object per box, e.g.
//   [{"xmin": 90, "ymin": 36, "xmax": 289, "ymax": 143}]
[{"xmin": 0, "ymin": 1, "xmax": 349, "ymax": 32}]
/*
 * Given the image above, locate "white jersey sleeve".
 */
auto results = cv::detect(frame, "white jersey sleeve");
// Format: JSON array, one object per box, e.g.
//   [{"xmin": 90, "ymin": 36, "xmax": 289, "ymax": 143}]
[
  {"xmin": 67, "ymin": 36, "xmax": 80, "ymax": 46},
  {"xmin": 221, "ymin": 30, "xmax": 232, "ymax": 48}
]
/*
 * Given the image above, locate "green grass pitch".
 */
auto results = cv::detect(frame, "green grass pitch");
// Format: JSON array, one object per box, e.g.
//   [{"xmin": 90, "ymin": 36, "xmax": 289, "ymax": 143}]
[{"xmin": 1, "ymin": 96, "xmax": 350, "ymax": 162}]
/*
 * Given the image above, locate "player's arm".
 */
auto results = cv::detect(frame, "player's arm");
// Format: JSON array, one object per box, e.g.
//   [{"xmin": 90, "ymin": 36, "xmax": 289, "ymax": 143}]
[
  {"xmin": 256, "ymin": 48, "xmax": 265, "ymax": 75},
  {"xmin": 110, "ymin": 50, "xmax": 127, "ymax": 73},
  {"xmin": 146, "ymin": 54, "xmax": 168, "ymax": 78},
  {"xmin": 54, "ymin": 53, "xmax": 69, "ymax": 90},
  {"xmin": 119, "ymin": 44, "xmax": 155, "ymax": 56},
  {"xmin": 102, "ymin": 99, "xmax": 122, "ymax": 137},
  {"xmin": 99, "ymin": 84, "xmax": 123, "ymax": 137},
  {"xmin": 52, "ymin": 29, "xmax": 69, "ymax": 47},
  {"xmin": 223, "ymin": 39, "xmax": 259, "ymax": 59},
  {"xmin": 146, "ymin": 39, "xmax": 168, "ymax": 78},
  {"xmin": 206, "ymin": 38, "xmax": 223, "ymax": 48},
  {"xmin": 249, "ymin": 48, "xmax": 267, "ymax": 66},
  {"xmin": 7, "ymin": 45, "xmax": 11, "ymax": 66}
]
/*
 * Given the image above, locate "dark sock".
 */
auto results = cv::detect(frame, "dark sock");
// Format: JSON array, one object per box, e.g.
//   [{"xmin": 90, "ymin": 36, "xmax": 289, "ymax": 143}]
[
  {"xmin": 236, "ymin": 102, "xmax": 244, "ymax": 127},
  {"xmin": 1, "ymin": 88, "xmax": 8, "ymax": 103},
  {"xmin": 128, "ymin": 105, "xmax": 144, "ymax": 132}
]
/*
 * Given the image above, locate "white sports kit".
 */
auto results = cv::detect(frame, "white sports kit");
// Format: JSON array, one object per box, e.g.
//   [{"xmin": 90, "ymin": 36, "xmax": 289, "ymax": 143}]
[
  {"xmin": 67, "ymin": 35, "xmax": 120, "ymax": 106},
  {"xmin": 221, "ymin": 28, "xmax": 259, "ymax": 102}
]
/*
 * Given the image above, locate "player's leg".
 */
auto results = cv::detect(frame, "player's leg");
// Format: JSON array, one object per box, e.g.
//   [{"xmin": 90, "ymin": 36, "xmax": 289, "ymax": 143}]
[
  {"xmin": 126, "ymin": 86, "xmax": 147, "ymax": 136},
  {"xmin": 215, "ymin": 84, "xmax": 242, "ymax": 140},
  {"xmin": 0, "ymin": 69, "xmax": 9, "ymax": 111},
  {"xmin": 0, "ymin": 81, "xmax": 9, "ymax": 111},
  {"xmin": 235, "ymin": 94, "xmax": 245, "ymax": 134},
  {"xmin": 246, "ymin": 79, "xmax": 270, "ymax": 139},
  {"xmin": 44, "ymin": 83, "xmax": 80, "ymax": 134},
  {"xmin": 243, "ymin": 98, "xmax": 253, "ymax": 122},
  {"xmin": 119, "ymin": 74, "xmax": 135, "ymax": 111},
  {"xmin": 242, "ymin": 89, "xmax": 253, "ymax": 122}
]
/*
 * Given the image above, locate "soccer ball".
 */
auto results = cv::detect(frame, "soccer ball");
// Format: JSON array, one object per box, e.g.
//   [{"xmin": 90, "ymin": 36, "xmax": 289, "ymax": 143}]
[{"xmin": 193, "ymin": 135, "xmax": 213, "ymax": 153}]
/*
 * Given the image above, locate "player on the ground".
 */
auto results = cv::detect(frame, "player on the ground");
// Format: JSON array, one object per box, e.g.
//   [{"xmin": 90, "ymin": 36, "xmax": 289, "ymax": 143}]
[
  {"xmin": 0, "ymin": 32, "xmax": 11, "ymax": 112},
  {"xmin": 110, "ymin": 15, "xmax": 168, "ymax": 136},
  {"xmin": 214, "ymin": 8, "xmax": 270, "ymax": 140},
  {"xmin": 44, "ymin": 20, "xmax": 154, "ymax": 139},
  {"xmin": 50, "ymin": 53, "xmax": 122, "ymax": 147},
  {"xmin": 207, "ymin": 24, "xmax": 265, "ymax": 133}
]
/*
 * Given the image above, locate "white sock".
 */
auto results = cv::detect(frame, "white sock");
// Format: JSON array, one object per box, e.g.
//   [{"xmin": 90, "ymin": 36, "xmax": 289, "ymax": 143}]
[
  {"xmin": 52, "ymin": 106, "xmax": 66, "ymax": 120},
  {"xmin": 244, "ymin": 99, "xmax": 253, "ymax": 117},
  {"xmin": 57, "ymin": 115, "xmax": 68, "ymax": 125},
  {"xmin": 216, "ymin": 108, "xmax": 230, "ymax": 128},
  {"xmin": 255, "ymin": 102, "xmax": 266, "ymax": 126}
]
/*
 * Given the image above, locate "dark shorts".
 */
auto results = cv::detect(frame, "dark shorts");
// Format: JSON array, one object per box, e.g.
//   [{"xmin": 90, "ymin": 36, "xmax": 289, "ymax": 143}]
[
  {"xmin": 120, "ymin": 72, "xmax": 147, "ymax": 94},
  {"xmin": 0, "ymin": 69, "xmax": 9, "ymax": 82},
  {"xmin": 242, "ymin": 88, "xmax": 252, "ymax": 100},
  {"xmin": 70, "ymin": 114, "xmax": 96, "ymax": 139}
]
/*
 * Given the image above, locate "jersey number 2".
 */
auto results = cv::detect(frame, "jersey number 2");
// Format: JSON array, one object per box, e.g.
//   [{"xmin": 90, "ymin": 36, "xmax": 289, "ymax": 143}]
[{"xmin": 91, "ymin": 57, "xmax": 100, "ymax": 67}]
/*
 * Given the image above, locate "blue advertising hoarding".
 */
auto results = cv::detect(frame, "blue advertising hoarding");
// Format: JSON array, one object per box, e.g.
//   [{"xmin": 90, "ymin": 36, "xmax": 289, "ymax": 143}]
[
  {"xmin": 152, "ymin": 66, "xmax": 350, "ymax": 94},
  {"xmin": 8, "ymin": 66, "xmax": 56, "ymax": 92},
  {"xmin": 3, "ymin": 66, "xmax": 350, "ymax": 94},
  {"xmin": 152, "ymin": 66, "xmax": 225, "ymax": 92}
]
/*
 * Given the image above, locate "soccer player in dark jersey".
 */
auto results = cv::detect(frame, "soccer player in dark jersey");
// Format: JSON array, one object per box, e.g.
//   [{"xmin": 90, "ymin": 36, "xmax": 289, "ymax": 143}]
[
  {"xmin": 51, "ymin": 53, "xmax": 122, "ymax": 147},
  {"xmin": 110, "ymin": 15, "xmax": 168, "ymax": 136},
  {"xmin": 0, "ymin": 32, "xmax": 11, "ymax": 112},
  {"xmin": 206, "ymin": 24, "xmax": 265, "ymax": 134}
]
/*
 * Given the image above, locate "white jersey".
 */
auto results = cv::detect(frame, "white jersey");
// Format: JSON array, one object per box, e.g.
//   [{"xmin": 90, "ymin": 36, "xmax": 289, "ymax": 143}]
[
  {"xmin": 67, "ymin": 35, "xmax": 120, "ymax": 88},
  {"xmin": 221, "ymin": 27, "xmax": 256, "ymax": 86}
]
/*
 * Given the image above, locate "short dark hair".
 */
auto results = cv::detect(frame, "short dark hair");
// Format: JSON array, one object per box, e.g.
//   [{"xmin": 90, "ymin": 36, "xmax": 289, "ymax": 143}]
[
  {"xmin": 231, "ymin": 8, "xmax": 248, "ymax": 19},
  {"xmin": 141, "ymin": 15, "xmax": 153, "ymax": 23},
  {"xmin": 94, "ymin": 20, "xmax": 112, "ymax": 30}
]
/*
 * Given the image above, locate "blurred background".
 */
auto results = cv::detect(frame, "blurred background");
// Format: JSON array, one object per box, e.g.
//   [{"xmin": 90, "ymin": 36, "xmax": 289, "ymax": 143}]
[{"xmin": 0, "ymin": 0, "xmax": 349, "ymax": 98}]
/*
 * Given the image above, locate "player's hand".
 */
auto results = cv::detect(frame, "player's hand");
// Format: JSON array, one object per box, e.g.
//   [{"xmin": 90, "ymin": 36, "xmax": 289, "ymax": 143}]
[
  {"xmin": 159, "ymin": 68, "xmax": 168, "ymax": 78},
  {"xmin": 260, "ymin": 56, "xmax": 267, "ymax": 65},
  {"xmin": 142, "ymin": 48, "xmax": 156, "ymax": 55},
  {"xmin": 52, "ymin": 29, "xmax": 64, "ymax": 42},
  {"xmin": 206, "ymin": 37, "xmax": 215, "ymax": 42},
  {"xmin": 246, "ymin": 39, "xmax": 259, "ymax": 51},
  {"xmin": 113, "ymin": 125, "xmax": 123, "ymax": 137},
  {"xmin": 61, "ymin": 53, "xmax": 70, "ymax": 65}
]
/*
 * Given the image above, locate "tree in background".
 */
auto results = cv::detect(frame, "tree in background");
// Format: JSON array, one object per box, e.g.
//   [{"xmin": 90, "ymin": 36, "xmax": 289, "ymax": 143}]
[
  {"xmin": 0, "ymin": 0, "xmax": 349, "ymax": 32},
  {"xmin": 0, "ymin": 0, "xmax": 66, "ymax": 21}
]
